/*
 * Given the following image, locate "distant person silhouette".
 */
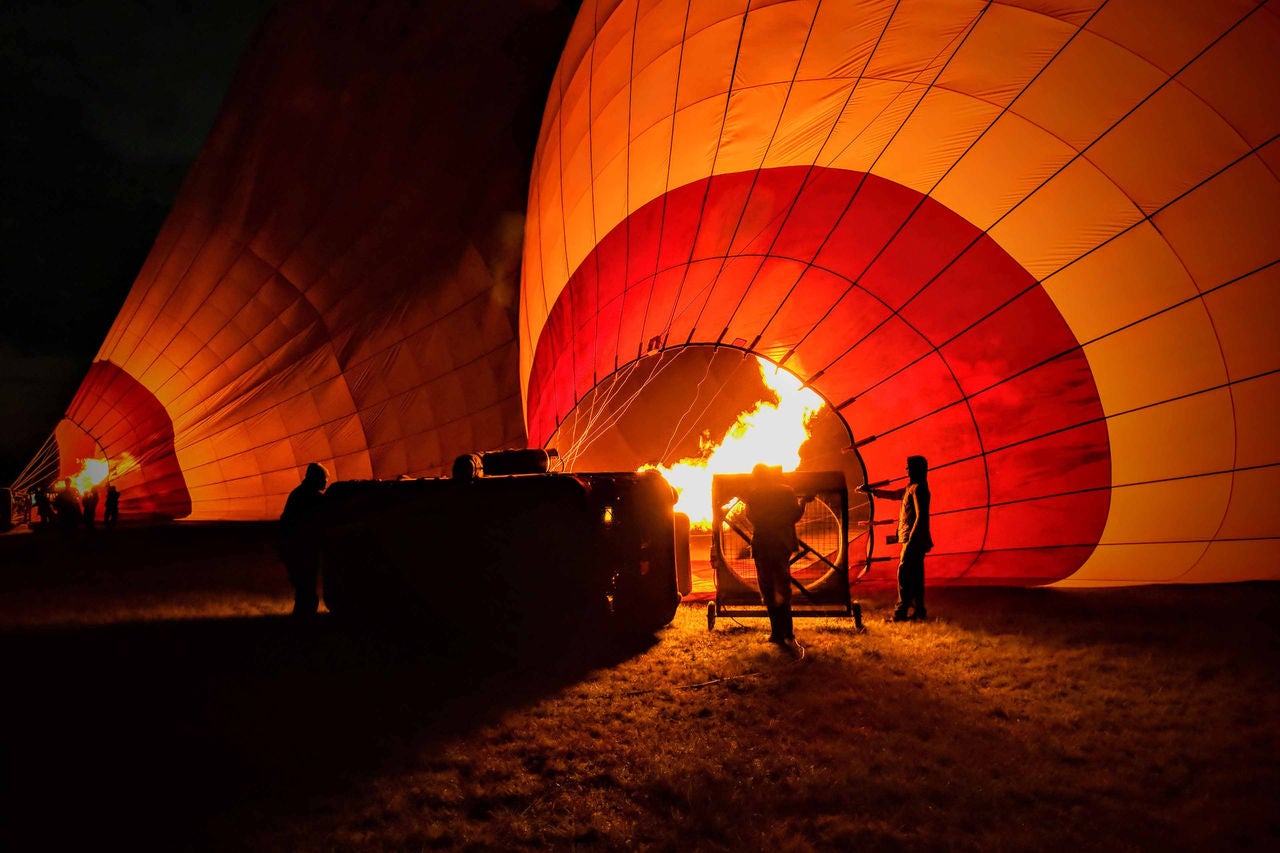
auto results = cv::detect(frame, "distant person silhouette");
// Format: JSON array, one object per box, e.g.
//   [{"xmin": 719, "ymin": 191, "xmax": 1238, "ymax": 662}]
[
  {"xmin": 103, "ymin": 485, "xmax": 120, "ymax": 527},
  {"xmin": 279, "ymin": 462, "xmax": 329, "ymax": 616},
  {"xmin": 742, "ymin": 463, "xmax": 808, "ymax": 659},
  {"xmin": 865, "ymin": 455, "xmax": 933, "ymax": 622},
  {"xmin": 34, "ymin": 487, "xmax": 53, "ymax": 527},
  {"xmin": 53, "ymin": 479, "xmax": 82, "ymax": 531},
  {"xmin": 82, "ymin": 487, "xmax": 100, "ymax": 529}
]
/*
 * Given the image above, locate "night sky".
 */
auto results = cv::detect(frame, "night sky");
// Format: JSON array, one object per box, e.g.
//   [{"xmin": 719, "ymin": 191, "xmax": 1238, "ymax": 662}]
[{"xmin": 0, "ymin": 1, "xmax": 275, "ymax": 484}]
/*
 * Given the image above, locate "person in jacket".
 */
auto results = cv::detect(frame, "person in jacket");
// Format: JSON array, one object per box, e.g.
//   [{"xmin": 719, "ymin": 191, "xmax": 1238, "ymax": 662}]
[
  {"xmin": 279, "ymin": 462, "xmax": 329, "ymax": 616},
  {"xmin": 742, "ymin": 463, "xmax": 808, "ymax": 658},
  {"xmin": 865, "ymin": 455, "xmax": 933, "ymax": 622}
]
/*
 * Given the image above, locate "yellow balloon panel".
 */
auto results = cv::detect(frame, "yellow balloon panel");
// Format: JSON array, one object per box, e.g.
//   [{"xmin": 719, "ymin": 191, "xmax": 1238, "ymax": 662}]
[
  {"xmin": 1183, "ymin": 540, "xmax": 1280, "ymax": 584},
  {"xmin": 1059, "ymin": 542, "xmax": 1216, "ymax": 585},
  {"xmin": 1203, "ymin": 266, "xmax": 1280, "ymax": 381},
  {"xmin": 1231, "ymin": 374, "xmax": 1280, "ymax": 469},
  {"xmin": 1084, "ymin": 304, "xmax": 1229, "ymax": 413},
  {"xmin": 1101, "ymin": 475, "xmax": 1234, "ymax": 546},
  {"xmin": 1103, "ymin": 391, "xmax": 1236, "ymax": 485},
  {"xmin": 1040, "ymin": 223, "xmax": 1199, "ymax": 343},
  {"xmin": 1215, "ymin": 466, "xmax": 1280, "ymax": 541}
]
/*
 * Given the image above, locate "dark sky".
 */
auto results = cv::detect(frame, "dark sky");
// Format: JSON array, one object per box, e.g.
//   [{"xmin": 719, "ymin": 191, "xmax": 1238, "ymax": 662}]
[{"xmin": 0, "ymin": 0, "xmax": 275, "ymax": 484}]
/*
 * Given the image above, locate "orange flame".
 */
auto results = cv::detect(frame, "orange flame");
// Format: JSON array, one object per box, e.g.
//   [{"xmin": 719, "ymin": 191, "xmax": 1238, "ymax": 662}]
[
  {"xmin": 67, "ymin": 453, "xmax": 140, "ymax": 493},
  {"xmin": 643, "ymin": 358, "xmax": 824, "ymax": 527},
  {"xmin": 69, "ymin": 459, "xmax": 109, "ymax": 493}
]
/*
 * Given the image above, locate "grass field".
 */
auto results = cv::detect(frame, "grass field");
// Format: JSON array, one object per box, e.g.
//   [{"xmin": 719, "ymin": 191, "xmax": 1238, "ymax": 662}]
[{"xmin": 1, "ymin": 524, "xmax": 1277, "ymax": 850}]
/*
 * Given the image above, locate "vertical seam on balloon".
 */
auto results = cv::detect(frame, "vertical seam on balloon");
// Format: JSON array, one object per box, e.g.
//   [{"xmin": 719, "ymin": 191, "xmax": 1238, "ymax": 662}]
[
  {"xmin": 768, "ymin": 1, "xmax": 1111, "ymax": 360},
  {"xmin": 894, "ymin": 368, "xmax": 1278, "ymax": 480},
  {"xmin": 108, "ymin": 62, "xmax": 406, "ymax": 432},
  {"xmin": 928, "ymin": 461, "xmax": 1280, "ymax": 525},
  {"xmin": 792, "ymin": 4, "xmax": 1269, "ymax": 578},
  {"xmin": 98, "ymin": 211, "xmax": 194, "ymax": 359},
  {"xmin": 1152, "ymin": 275, "xmax": 1247, "ymax": 584},
  {"xmin": 831, "ymin": 140, "xmax": 1278, "ymax": 411},
  {"xmin": 73, "ymin": 212, "xmax": 212, "ymax": 439},
  {"xmin": 616, "ymin": 0, "xmax": 642, "ymax": 375},
  {"xmin": 555, "ymin": 24, "xmax": 573, "ymax": 431},
  {"xmin": 661, "ymin": 0, "xmax": 825, "ymax": 345},
  {"xmin": 692, "ymin": 1, "xmax": 903, "ymax": 343},
  {"xmin": 579, "ymin": 0, "xmax": 612, "ymax": 442},
  {"xmin": 648, "ymin": 1, "xmax": 753, "ymax": 344},
  {"xmin": 75, "ymin": 247, "xmax": 314, "ymax": 460},
  {"xmin": 527, "ymin": 103, "xmax": 553, "ymax": 440},
  {"xmin": 535, "ymin": 1, "xmax": 641, "ymax": 451},
  {"xmin": 177, "ymin": 336, "xmax": 521, "ymax": 479},
  {"xmin": 633, "ymin": 0, "xmax": 697, "ymax": 356},
  {"xmin": 157, "ymin": 268, "xmax": 508, "ymax": 475},
  {"xmin": 589, "ymin": 0, "xmax": 603, "ymax": 395},
  {"xmin": 687, "ymin": 0, "xmax": 935, "ymax": 342},
  {"xmin": 855, "ymin": 257, "xmax": 1279, "ymax": 448}
]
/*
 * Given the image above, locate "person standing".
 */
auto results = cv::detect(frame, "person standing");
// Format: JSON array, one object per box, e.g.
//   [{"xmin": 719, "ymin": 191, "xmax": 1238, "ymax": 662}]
[
  {"xmin": 279, "ymin": 462, "xmax": 329, "ymax": 617},
  {"xmin": 53, "ymin": 479, "xmax": 82, "ymax": 531},
  {"xmin": 865, "ymin": 455, "xmax": 933, "ymax": 622},
  {"xmin": 35, "ymin": 487, "xmax": 54, "ymax": 527},
  {"xmin": 742, "ymin": 463, "xmax": 807, "ymax": 659},
  {"xmin": 103, "ymin": 485, "xmax": 121, "ymax": 527},
  {"xmin": 81, "ymin": 486, "xmax": 100, "ymax": 529}
]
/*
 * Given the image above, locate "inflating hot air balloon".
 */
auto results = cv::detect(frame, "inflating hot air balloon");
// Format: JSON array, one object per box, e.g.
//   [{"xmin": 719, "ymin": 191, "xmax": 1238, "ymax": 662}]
[
  {"xmin": 14, "ymin": 0, "xmax": 575, "ymax": 520},
  {"xmin": 519, "ymin": 0, "xmax": 1280, "ymax": 585},
  {"xmin": 14, "ymin": 0, "xmax": 1278, "ymax": 589}
]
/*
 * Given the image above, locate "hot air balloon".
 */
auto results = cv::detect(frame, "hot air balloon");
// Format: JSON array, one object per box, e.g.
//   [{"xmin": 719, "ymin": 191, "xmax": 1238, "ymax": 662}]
[
  {"xmin": 14, "ymin": 0, "xmax": 575, "ymax": 520},
  {"xmin": 15, "ymin": 0, "xmax": 1278, "ymax": 590},
  {"xmin": 520, "ymin": 0, "xmax": 1280, "ymax": 585}
]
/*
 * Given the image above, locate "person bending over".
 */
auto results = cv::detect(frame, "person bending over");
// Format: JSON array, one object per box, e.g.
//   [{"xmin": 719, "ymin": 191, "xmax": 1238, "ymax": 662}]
[{"xmin": 742, "ymin": 463, "xmax": 808, "ymax": 658}]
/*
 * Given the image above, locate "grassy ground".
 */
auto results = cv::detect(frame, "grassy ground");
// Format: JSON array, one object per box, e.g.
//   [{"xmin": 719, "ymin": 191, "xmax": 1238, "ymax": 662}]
[{"xmin": 1, "ymin": 524, "xmax": 1277, "ymax": 850}]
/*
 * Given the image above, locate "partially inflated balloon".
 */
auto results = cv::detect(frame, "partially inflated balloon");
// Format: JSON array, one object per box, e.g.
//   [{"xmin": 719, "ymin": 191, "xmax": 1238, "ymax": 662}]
[
  {"xmin": 521, "ymin": 0, "xmax": 1280, "ymax": 584},
  {"xmin": 55, "ymin": 0, "xmax": 572, "ymax": 520}
]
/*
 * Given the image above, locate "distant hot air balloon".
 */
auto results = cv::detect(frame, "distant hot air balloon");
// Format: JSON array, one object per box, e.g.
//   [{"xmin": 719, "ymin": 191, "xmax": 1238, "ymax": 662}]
[
  {"xmin": 520, "ymin": 0, "xmax": 1280, "ymax": 585},
  {"xmin": 26, "ymin": 0, "xmax": 575, "ymax": 521}
]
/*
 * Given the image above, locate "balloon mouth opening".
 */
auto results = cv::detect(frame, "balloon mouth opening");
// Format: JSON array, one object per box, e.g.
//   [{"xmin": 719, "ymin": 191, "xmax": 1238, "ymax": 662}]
[{"xmin": 544, "ymin": 343, "xmax": 868, "ymax": 528}]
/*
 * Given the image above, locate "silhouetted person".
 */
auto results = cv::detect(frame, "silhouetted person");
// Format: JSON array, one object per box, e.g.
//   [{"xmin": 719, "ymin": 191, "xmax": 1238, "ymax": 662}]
[
  {"xmin": 103, "ymin": 485, "xmax": 120, "ymax": 527},
  {"xmin": 866, "ymin": 455, "xmax": 932, "ymax": 622},
  {"xmin": 82, "ymin": 487, "xmax": 100, "ymax": 529},
  {"xmin": 279, "ymin": 462, "xmax": 329, "ymax": 616},
  {"xmin": 34, "ymin": 488, "xmax": 53, "ymax": 527},
  {"xmin": 742, "ymin": 463, "xmax": 807, "ymax": 659},
  {"xmin": 53, "ymin": 479, "xmax": 82, "ymax": 531}
]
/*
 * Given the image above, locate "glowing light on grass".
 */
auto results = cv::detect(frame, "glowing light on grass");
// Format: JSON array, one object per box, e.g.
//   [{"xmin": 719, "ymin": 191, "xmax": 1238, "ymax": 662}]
[{"xmin": 643, "ymin": 358, "xmax": 823, "ymax": 528}]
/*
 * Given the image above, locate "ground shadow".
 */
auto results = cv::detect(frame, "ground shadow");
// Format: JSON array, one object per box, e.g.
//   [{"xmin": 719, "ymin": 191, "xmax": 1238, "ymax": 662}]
[{"xmin": 0, "ymin": 612, "xmax": 652, "ymax": 849}]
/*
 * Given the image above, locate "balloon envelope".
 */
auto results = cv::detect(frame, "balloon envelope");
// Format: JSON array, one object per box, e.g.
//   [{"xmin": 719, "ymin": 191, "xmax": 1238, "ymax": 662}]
[
  {"xmin": 520, "ymin": 0, "xmax": 1280, "ymax": 585},
  {"xmin": 54, "ymin": 0, "xmax": 572, "ymax": 520}
]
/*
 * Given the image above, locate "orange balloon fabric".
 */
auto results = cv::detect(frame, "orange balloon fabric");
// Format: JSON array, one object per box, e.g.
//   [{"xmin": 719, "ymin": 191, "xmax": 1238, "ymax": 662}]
[
  {"xmin": 55, "ymin": 0, "xmax": 571, "ymax": 520},
  {"xmin": 520, "ymin": 0, "xmax": 1280, "ymax": 584}
]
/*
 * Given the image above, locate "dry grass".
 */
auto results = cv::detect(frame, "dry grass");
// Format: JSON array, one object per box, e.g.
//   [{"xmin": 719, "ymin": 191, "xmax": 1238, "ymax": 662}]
[{"xmin": 1, "ymin": 525, "xmax": 1277, "ymax": 850}]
